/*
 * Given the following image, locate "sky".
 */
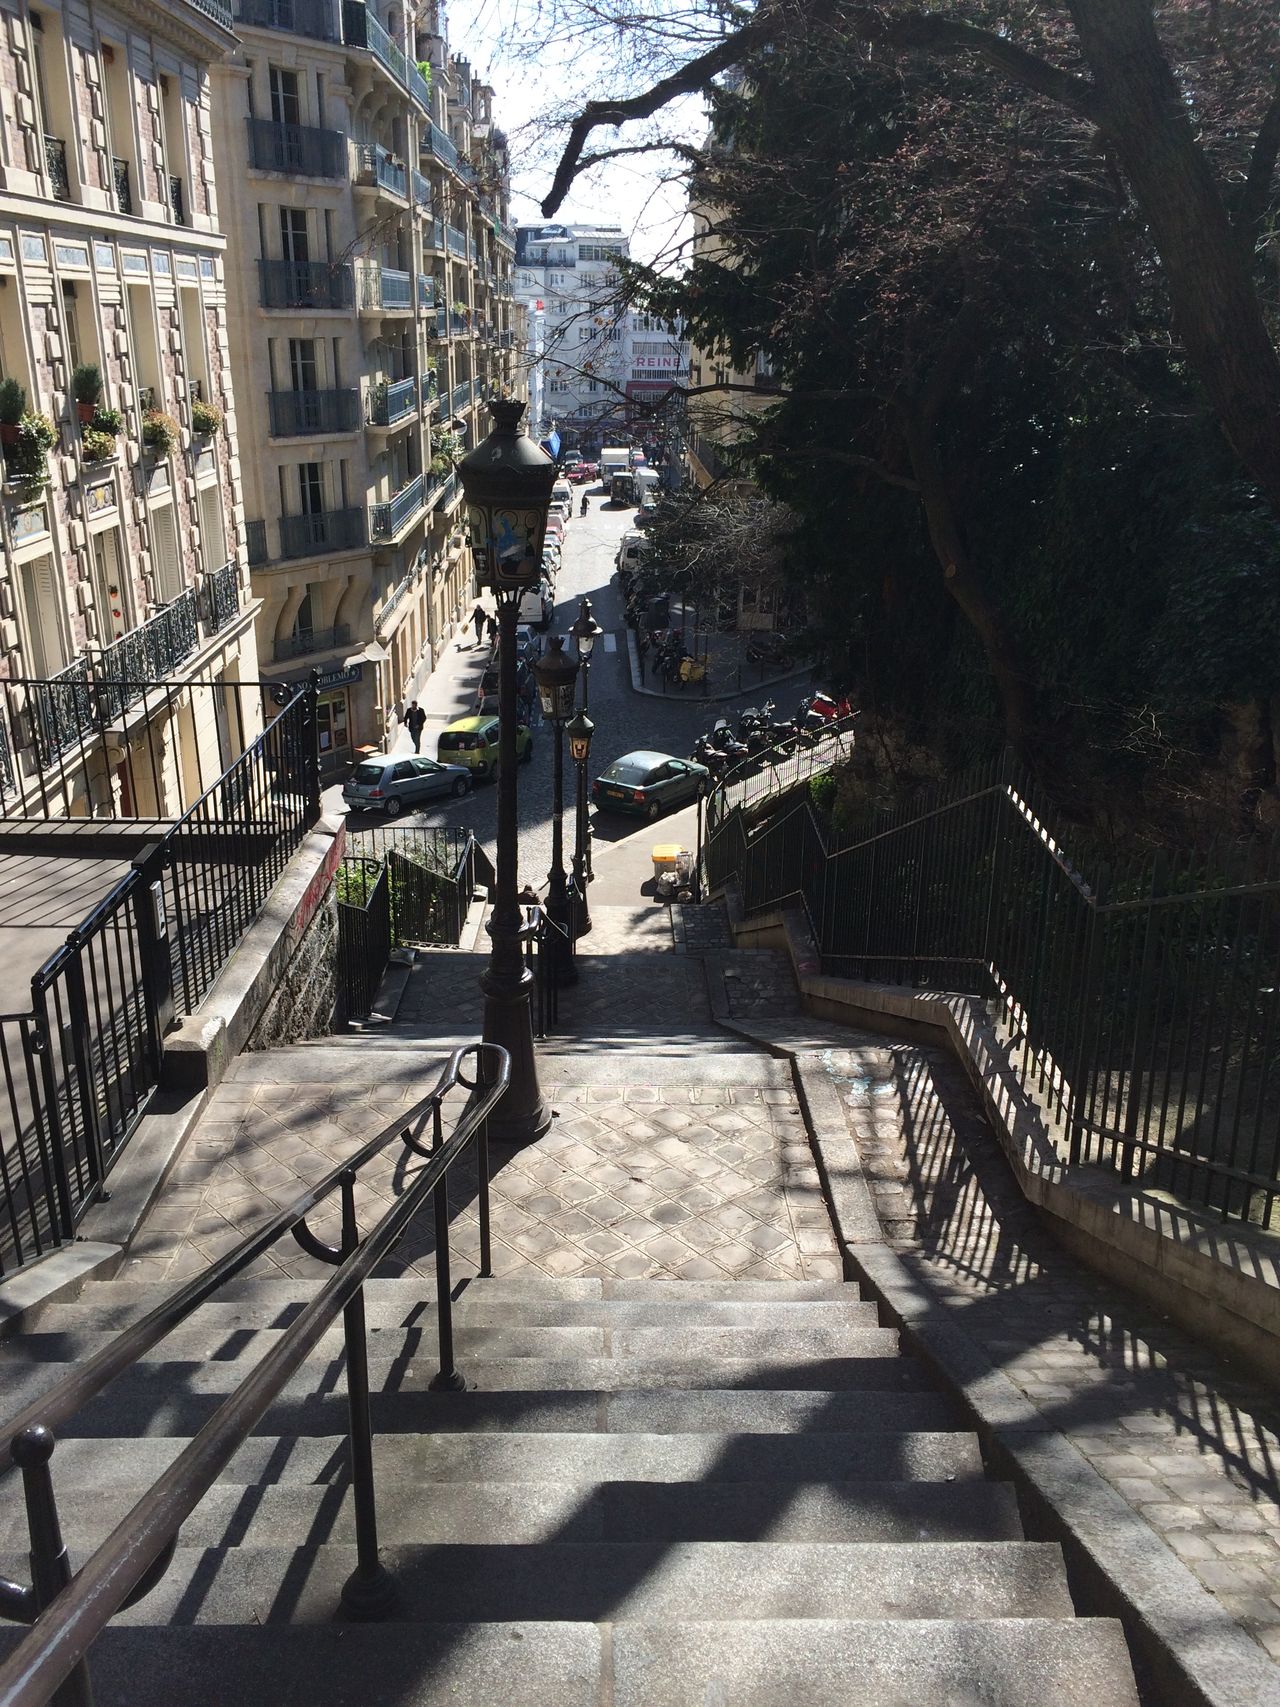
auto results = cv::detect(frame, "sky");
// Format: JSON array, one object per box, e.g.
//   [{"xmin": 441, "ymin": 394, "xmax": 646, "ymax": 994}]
[{"xmin": 440, "ymin": 0, "xmax": 705, "ymax": 268}]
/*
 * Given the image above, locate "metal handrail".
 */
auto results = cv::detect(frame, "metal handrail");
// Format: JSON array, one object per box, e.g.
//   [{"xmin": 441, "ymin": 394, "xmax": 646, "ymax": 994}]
[{"xmin": 0, "ymin": 1042, "xmax": 509, "ymax": 1706}]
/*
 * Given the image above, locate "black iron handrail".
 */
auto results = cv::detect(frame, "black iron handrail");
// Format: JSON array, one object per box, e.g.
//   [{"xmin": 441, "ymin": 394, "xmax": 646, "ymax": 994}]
[{"xmin": 0, "ymin": 1041, "xmax": 508, "ymax": 1706}]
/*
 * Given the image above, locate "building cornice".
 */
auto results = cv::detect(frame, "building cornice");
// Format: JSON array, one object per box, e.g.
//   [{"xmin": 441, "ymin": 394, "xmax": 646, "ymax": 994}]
[{"xmin": 108, "ymin": 0, "xmax": 239, "ymax": 60}]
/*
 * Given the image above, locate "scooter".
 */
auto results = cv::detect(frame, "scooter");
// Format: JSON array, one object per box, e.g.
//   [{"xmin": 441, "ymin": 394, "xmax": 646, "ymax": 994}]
[
  {"xmin": 708, "ymin": 719, "xmax": 750, "ymax": 762},
  {"xmin": 691, "ymin": 736, "xmax": 728, "ymax": 778}
]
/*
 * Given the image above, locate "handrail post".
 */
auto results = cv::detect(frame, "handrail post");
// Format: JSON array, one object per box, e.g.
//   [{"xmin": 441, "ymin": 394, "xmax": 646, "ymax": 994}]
[
  {"xmin": 13, "ymin": 1426, "xmax": 94, "ymax": 1707},
  {"xmin": 335, "ymin": 1170, "xmax": 396, "ymax": 1620},
  {"xmin": 477, "ymin": 1109, "xmax": 492, "ymax": 1280},
  {"xmin": 428, "ymin": 1099, "xmax": 465, "ymax": 1391}
]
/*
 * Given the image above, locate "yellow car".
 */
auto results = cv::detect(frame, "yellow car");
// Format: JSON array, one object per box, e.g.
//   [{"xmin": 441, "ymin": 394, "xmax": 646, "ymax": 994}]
[{"xmin": 437, "ymin": 714, "xmax": 533, "ymax": 780}]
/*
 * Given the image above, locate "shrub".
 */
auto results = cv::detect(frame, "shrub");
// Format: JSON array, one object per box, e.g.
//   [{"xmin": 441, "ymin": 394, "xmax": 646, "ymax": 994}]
[
  {"xmin": 142, "ymin": 409, "xmax": 180, "ymax": 456},
  {"xmin": 809, "ymin": 771, "xmax": 837, "ymax": 817},
  {"xmin": 191, "ymin": 397, "xmax": 223, "ymax": 435},
  {"xmin": 91, "ymin": 405, "xmax": 122, "ymax": 436},
  {"xmin": 81, "ymin": 426, "xmax": 116, "ymax": 464},
  {"xmin": 5, "ymin": 411, "xmax": 56, "ymax": 489},
  {"xmin": 0, "ymin": 378, "xmax": 26, "ymax": 424},
  {"xmin": 71, "ymin": 363, "xmax": 102, "ymax": 404}
]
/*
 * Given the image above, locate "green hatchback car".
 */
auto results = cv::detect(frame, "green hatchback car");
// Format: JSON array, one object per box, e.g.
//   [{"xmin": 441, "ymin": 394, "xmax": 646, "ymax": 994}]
[
  {"xmin": 437, "ymin": 715, "xmax": 533, "ymax": 780},
  {"xmin": 591, "ymin": 750, "xmax": 710, "ymax": 820}
]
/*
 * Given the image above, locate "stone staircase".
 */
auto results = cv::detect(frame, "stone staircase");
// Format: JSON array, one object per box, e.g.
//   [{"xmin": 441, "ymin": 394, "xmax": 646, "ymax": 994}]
[{"xmin": 0, "ymin": 1270, "xmax": 1140, "ymax": 1704}]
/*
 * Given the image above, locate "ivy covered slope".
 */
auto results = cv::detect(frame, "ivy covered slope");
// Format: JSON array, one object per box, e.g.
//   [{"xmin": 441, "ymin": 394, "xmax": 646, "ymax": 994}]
[{"xmin": 625, "ymin": 1, "xmax": 1280, "ymax": 839}]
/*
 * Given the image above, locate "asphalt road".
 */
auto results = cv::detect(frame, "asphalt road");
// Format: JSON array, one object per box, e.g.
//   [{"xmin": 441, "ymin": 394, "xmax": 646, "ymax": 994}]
[{"xmin": 328, "ymin": 490, "xmax": 783, "ymax": 899}]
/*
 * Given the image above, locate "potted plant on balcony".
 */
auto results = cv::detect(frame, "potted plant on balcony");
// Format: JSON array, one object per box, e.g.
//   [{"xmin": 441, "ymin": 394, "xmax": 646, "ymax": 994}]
[
  {"xmin": 6, "ymin": 411, "xmax": 57, "ymax": 493},
  {"xmin": 81, "ymin": 425, "xmax": 117, "ymax": 465},
  {"xmin": 191, "ymin": 397, "xmax": 223, "ymax": 436},
  {"xmin": 71, "ymin": 363, "xmax": 103, "ymax": 424},
  {"xmin": 92, "ymin": 404, "xmax": 123, "ymax": 437},
  {"xmin": 0, "ymin": 378, "xmax": 25, "ymax": 447},
  {"xmin": 142, "ymin": 408, "xmax": 180, "ymax": 458}
]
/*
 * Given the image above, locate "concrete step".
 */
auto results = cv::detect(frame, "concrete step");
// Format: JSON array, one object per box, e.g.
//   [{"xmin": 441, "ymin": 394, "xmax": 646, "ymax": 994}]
[
  {"xmin": 0, "ymin": 1375, "xmax": 957, "ymax": 1438},
  {"xmin": 0, "ymin": 1478, "xmax": 1024, "ymax": 1552},
  {"xmin": 37, "ymin": 1430, "xmax": 986, "ymax": 1488},
  {"xmin": 56, "ymin": 1540, "xmax": 1073, "ymax": 1628},
  {"xmin": 0, "ymin": 1617, "xmax": 1141, "ymax": 1707},
  {"xmin": 30, "ymin": 1294, "xmax": 869, "ymax": 1336},
  {"xmin": 56, "ymin": 1275, "xmax": 855, "ymax": 1318}
]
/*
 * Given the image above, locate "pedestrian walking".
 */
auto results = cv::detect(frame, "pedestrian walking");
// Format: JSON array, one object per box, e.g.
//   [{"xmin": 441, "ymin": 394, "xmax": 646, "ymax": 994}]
[
  {"xmin": 470, "ymin": 602, "xmax": 486, "ymax": 643},
  {"xmin": 405, "ymin": 700, "xmax": 426, "ymax": 753},
  {"xmin": 485, "ymin": 610, "xmax": 498, "ymax": 646}
]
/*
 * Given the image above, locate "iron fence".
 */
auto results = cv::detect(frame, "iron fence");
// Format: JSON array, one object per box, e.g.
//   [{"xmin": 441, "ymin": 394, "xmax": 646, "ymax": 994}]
[
  {"xmin": 0, "ymin": 682, "xmax": 321, "ymax": 1276},
  {"xmin": 707, "ymin": 752, "xmax": 1280, "ymax": 1226},
  {"xmin": 247, "ymin": 116, "xmax": 345, "ymax": 178},
  {"xmin": 336, "ymin": 829, "xmax": 477, "ymax": 1023}
]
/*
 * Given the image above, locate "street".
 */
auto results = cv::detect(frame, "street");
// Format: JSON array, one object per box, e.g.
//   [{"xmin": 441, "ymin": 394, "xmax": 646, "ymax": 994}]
[{"xmin": 329, "ymin": 489, "xmax": 783, "ymax": 901}]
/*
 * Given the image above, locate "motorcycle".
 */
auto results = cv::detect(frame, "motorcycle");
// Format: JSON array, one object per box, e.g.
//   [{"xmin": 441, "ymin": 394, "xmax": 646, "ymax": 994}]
[
  {"xmin": 739, "ymin": 699, "xmax": 798, "ymax": 752},
  {"xmin": 797, "ymin": 691, "xmax": 852, "ymax": 725},
  {"xmin": 691, "ymin": 736, "xmax": 728, "ymax": 778},
  {"xmin": 707, "ymin": 719, "xmax": 750, "ymax": 762}
]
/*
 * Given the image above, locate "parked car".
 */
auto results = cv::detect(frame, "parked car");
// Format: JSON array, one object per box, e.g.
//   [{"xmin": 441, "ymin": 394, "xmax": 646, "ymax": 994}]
[
  {"xmin": 551, "ymin": 480, "xmax": 574, "ymax": 512},
  {"xmin": 566, "ymin": 462, "xmax": 593, "ymax": 484},
  {"xmin": 591, "ymin": 750, "xmax": 710, "ymax": 821},
  {"xmin": 437, "ymin": 715, "xmax": 532, "ymax": 780},
  {"xmin": 475, "ymin": 658, "xmax": 535, "ymax": 715},
  {"xmin": 514, "ymin": 625, "xmax": 543, "ymax": 664},
  {"xmin": 617, "ymin": 531, "xmax": 648, "ymax": 574},
  {"xmin": 344, "ymin": 753, "xmax": 472, "ymax": 817}
]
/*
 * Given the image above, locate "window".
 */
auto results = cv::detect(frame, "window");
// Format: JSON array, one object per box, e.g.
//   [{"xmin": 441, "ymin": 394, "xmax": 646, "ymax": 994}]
[
  {"xmin": 279, "ymin": 207, "xmax": 308, "ymax": 263},
  {"xmin": 91, "ymin": 529, "xmax": 128, "ymax": 641},
  {"xmin": 289, "ymin": 337, "xmax": 317, "ymax": 390},
  {"xmin": 298, "ymin": 462, "xmax": 323, "ymax": 513},
  {"xmin": 19, "ymin": 556, "xmax": 67, "ymax": 676},
  {"xmin": 199, "ymin": 483, "xmax": 226, "ymax": 569},
  {"xmin": 60, "ymin": 282, "xmax": 82, "ymax": 370},
  {"xmin": 150, "ymin": 503, "xmax": 184, "ymax": 602},
  {"xmin": 269, "ymin": 66, "xmax": 300, "ymax": 127}
]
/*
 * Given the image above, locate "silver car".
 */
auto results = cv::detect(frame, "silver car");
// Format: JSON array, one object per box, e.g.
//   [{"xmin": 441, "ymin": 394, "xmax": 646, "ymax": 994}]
[{"xmin": 343, "ymin": 753, "xmax": 472, "ymax": 817}]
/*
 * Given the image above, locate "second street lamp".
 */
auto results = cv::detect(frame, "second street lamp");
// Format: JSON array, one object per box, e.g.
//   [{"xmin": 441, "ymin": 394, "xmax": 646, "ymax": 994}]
[
  {"xmin": 569, "ymin": 596, "xmax": 605, "ymax": 921},
  {"xmin": 532, "ymin": 635, "xmax": 579, "ymax": 988},
  {"xmin": 457, "ymin": 398, "xmax": 557, "ymax": 1146},
  {"xmin": 566, "ymin": 707, "xmax": 595, "ymax": 938}
]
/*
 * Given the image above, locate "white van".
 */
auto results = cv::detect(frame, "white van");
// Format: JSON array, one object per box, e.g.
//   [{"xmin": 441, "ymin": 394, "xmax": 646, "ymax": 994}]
[
  {"xmin": 519, "ymin": 579, "xmax": 553, "ymax": 628},
  {"xmin": 551, "ymin": 480, "xmax": 573, "ymax": 510},
  {"xmin": 617, "ymin": 532, "xmax": 648, "ymax": 574}
]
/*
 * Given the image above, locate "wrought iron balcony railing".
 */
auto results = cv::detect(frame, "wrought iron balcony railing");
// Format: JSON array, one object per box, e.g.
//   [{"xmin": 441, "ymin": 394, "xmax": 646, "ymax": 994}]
[
  {"xmin": 369, "ymin": 473, "xmax": 424, "ymax": 540},
  {"xmin": 112, "ymin": 157, "xmax": 132, "ymax": 216},
  {"xmin": 342, "ymin": 3, "xmax": 428, "ymax": 110},
  {"xmin": 278, "ymin": 506, "xmax": 365, "ymax": 559},
  {"xmin": 446, "ymin": 225, "xmax": 468, "ymax": 258},
  {"xmin": 412, "ymin": 170, "xmax": 431, "ymax": 211},
  {"xmin": 233, "ymin": 0, "xmax": 338, "ymax": 39},
  {"xmin": 355, "ymin": 142, "xmax": 406, "ymax": 198},
  {"xmin": 358, "ymin": 265, "xmax": 412, "ymax": 312},
  {"xmin": 202, "ymin": 559, "xmax": 241, "ymax": 637},
  {"xmin": 366, "ymin": 375, "xmax": 417, "ymax": 427},
  {"xmin": 259, "ymin": 257, "xmax": 354, "ymax": 310},
  {"xmin": 247, "ymin": 116, "xmax": 345, "ymax": 177},
  {"xmin": 268, "ymin": 387, "xmax": 360, "ymax": 436},
  {"xmin": 187, "ymin": 0, "xmax": 233, "ymax": 24},
  {"xmin": 95, "ymin": 588, "xmax": 200, "ymax": 718},
  {"xmin": 273, "ymin": 623, "xmax": 351, "ymax": 663},
  {"xmin": 424, "ymin": 118, "xmax": 458, "ymax": 171},
  {"xmin": 44, "ymin": 135, "xmax": 70, "ymax": 201},
  {"xmin": 246, "ymin": 519, "xmax": 268, "ymax": 566},
  {"xmin": 28, "ymin": 660, "xmax": 94, "ymax": 764}
]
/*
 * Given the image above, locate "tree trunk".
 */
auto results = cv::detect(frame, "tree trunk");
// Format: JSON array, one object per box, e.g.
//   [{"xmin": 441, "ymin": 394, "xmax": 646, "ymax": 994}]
[
  {"xmin": 903, "ymin": 416, "xmax": 1036, "ymax": 755},
  {"xmin": 1068, "ymin": 0, "xmax": 1280, "ymax": 515}
]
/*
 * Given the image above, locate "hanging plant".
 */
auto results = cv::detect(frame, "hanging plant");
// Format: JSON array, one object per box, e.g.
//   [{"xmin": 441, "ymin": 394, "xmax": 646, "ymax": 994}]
[
  {"xmin": 0, "ymin": 377, "xmax": 26, "ymax": 445},
  {"xmin": 6, "ymin": 412, "xmax": 56, "ymax": 491},
  {"xmin": 191, "ymin": 397, "xmax": 223, "ymax": 436},
  {"xmin": 92, "ymin": 405, "xmax": 123, "ymax": 436},
  {"xmin": 72, "ymin": 362, "xmax": 103, "ymax": 423},
  {"xmin": 142, "ymin": 409, "xmax": 180, "ymax": 457}
]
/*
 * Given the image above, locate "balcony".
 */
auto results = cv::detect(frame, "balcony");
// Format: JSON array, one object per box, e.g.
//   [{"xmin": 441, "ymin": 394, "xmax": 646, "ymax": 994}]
[
  {"xmin": 448, "ymin": 310, "xmax": 469, "ymax": 336},
  {"xmin": 259, "ymin": 257, "xmax": 354, "ymax": 310},
  {"xmin": 278, "ymin": 506, "xmax": 366, "ymax": 559},
  {"xmin": 446, "ymin": 225, "xmax": 468, "ymax": 259},
  {"xmin": 369, "ymin": 473, "xmax": 424, "ymax": 540},
  {"xmin": 202, "ymin": 559, "xmax": 241, "ymax": 637},
  {"xmin": 342, "ymin": 3, "xmax": 430, "ymax": 111},
  {"xmin": 412, "ymin": 169, "xmax": 431, "ymax": 211},
  {"xmin": 449, "ymin": 380, "xmax": 472, "ymax": 415},
  {"xmin": 112, "ymin": 157, "xmax": 132, "ymax": 216},
  {"xmin": 233, "ymin": 0, "xmax": 338, "ymax": 39},
  {"xmin": 247, "ymin": 116, "xmax": 345, "ymax": 178},
  {"xmin": 424, "ymin": 217, "xmax": 445, "ymax": 252},
  {"xmin": 495, "ymin": 220, "xmax": 516, "ymax": 250},
  {"xmin": 423, "ymin": 117, "xmax": 458, "ymax": 171},
  {"xmin": 427, "ymin": 307, "xmax": 447, "ymax": 340},
  {"xmin": 366, "ymin": 375, "xmax": 418, "ymax": 428},
  {"xmin": 355, "ymin": 142, "xmax": 407, "ymax": 199},
  {"xmin": 44, "ymin": 134, "xmax": 70, "ymax": 201},
  {"xmin": 357, "ymin": 264, "xmax": 412, "ymax": 313},
  {"xmin": 246, "ymin": 519, "xmax": 268, "ymax": 566},
  {"xmin": 268, "ymin": 387, "xmax": 360, "ymax": 436},
  {"xmin": 422, "ymin": 373, "xmax": 440, "ymax": 413},
  {"xmin": 273, "ymin": 623, "xmax": 351, "ymax": 663},
  {"xmin": 187, "ymin": 0, "xmax": 234, "ymax": 24},
  {"xmin": 417, "ymin": 273, "xmax": 435, "ymax": 308},
  {"xmin": 95, "ymin": 589, "xmax": 200, "ymax": 718}
]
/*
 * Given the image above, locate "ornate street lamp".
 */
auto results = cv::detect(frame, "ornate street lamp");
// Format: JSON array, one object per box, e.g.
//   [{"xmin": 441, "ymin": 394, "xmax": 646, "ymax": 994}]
[
  {"xmin": 532, "ymin": 635, "xmax": 580, "ymax": 987},
  {"xmin": 566, "ymin": 707, "xmax": 595, "ymax": 938},
  {"xmin": 458, "ymin": 398, "xmax": 557, "ymax": 1145},
  {"xmin": 568, "ymin": 597, "xmax": 605, "ymax": 920}
]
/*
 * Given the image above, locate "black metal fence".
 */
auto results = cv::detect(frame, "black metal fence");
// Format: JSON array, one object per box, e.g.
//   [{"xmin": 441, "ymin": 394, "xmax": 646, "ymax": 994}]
[
  {"xmin": 0, "ymin": 684, "xmax": 321, "ymax": 1275},
  {"xmin": 707, "ymin": 752, "xmax": 1280, "ymax": 1226},
  {"xmin": 336, "ymin": 829, "xmax": 478, "ymax": 1022}
]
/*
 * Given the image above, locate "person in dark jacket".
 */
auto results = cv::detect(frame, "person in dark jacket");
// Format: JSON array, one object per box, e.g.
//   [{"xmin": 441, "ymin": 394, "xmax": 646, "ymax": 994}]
[{"xmin": 404, "ymin": 701, "xmax": 427, "ymax": 752}]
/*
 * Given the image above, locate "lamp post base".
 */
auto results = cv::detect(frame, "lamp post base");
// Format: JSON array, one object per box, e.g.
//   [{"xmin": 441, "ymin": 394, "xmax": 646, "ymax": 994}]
[{"xmin": 480, "ymin": 958, "xmax": 552, "ymax": 1145}]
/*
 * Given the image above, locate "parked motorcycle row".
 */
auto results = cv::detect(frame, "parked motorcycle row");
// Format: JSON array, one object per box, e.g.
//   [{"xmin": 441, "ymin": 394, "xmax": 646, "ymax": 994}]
[{"xmin": 690, "ymin": 693, "xmax": 856, "ymax": 779}]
